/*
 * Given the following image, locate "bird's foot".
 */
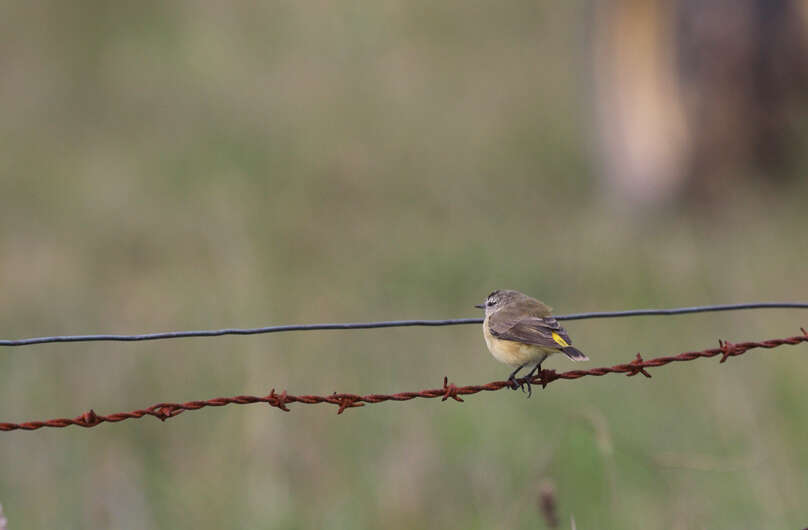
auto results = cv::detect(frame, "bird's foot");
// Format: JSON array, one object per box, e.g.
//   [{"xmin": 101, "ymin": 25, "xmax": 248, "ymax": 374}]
[
  {"xmin": 519, "ymin": 364, "xmax": 543, "ymax": 398},
  {"xmin": 507, "ymin": 375, "xmax": 533, "ymax": 397}
]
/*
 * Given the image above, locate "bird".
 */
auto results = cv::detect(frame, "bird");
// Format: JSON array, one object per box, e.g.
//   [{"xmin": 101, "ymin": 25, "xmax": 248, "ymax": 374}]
[{"xmin": 475, "ymin": 289, "xmax": 588, "ymax": 396}]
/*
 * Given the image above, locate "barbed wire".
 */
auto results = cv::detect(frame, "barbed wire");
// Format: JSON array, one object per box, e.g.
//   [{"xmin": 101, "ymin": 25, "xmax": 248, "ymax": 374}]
[
  {"xmin": 2, "ymin": 302, "xmax": 807, "ymax": 347},
  {"xmin": 2, "ymin": 329, "xmax": 805, "ymax": 432}
]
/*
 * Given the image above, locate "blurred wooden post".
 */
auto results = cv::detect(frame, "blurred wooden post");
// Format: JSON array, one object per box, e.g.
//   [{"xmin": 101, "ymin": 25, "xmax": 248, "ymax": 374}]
[
  {"xmin": 591, "ymin": 0, "xmax": 808, "ymax": 206},
  {"xmin": 591, "ymin": 0, "xmax": 689, "ymax": 206}
]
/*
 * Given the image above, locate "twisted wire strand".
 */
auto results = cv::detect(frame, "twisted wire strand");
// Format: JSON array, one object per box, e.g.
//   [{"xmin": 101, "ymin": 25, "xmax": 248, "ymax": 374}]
[{"xmin": 2, "ymin": 329, "xmax": 805, "ymax": 432}]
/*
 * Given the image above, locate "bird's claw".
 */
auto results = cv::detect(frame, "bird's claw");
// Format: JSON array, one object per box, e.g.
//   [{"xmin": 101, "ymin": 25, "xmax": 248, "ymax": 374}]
[{"xmin": 507, "ymin": 376, "xmax": 533, "ymax": 398}]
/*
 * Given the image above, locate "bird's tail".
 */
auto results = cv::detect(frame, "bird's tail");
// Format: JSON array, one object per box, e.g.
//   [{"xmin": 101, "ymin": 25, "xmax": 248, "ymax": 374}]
[{"xmin": 561, "ymin": 346, "xmax": 589, "ymax": 361}]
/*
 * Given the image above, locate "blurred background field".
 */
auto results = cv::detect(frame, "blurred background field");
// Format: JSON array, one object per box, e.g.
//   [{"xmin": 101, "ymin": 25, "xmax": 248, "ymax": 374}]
[{"xmin": 1, "ymin": 2, "xmax": 808, "ymax": 528}]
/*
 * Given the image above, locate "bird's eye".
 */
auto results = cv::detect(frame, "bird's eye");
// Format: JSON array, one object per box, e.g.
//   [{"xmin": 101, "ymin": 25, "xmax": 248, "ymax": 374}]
[{"xmin": 487, "ymin": 299, "xmax": 496, "ymax": 307}]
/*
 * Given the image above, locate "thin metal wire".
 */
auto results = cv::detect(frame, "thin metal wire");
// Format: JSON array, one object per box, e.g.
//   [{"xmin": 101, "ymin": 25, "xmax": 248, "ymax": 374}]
[
  {"xmin": 2, "ymin": 329, "xmax": 806, "ymax": 431},
  {"xmin": 555, "ymin": 302, "xmax": 808, "ymax": 320},
  {"xmin": 1, "ymin": 302, "xmax": 807, "ymax": 347}
]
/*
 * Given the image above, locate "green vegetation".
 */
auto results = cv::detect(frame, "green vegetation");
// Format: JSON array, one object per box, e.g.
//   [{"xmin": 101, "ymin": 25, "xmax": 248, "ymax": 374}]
[{"xmin": 1, "ymin": 3, "xmax": 807, "ymax": 528}]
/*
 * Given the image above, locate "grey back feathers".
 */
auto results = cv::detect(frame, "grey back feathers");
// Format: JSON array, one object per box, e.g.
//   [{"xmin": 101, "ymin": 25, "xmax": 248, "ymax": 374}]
[
  {"xmin": 483, "ymin": 290, "xmax": 589, "ymax": 362},
  {"xmin": 482, "ymin": 290, "xmax": 553, "ymax": 317}
]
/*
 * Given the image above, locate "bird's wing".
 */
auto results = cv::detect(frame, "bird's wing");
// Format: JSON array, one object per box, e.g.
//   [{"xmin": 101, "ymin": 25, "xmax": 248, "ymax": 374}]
[{"xmin": 488, "ymin": 315, "xmax": 573, "ymax": 349}]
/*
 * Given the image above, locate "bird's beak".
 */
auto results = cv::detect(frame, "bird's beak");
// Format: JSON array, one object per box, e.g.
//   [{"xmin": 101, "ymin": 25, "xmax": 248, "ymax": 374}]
[{"xmin": 474, "ymin": 303, "xmax": 485, "ymax": 309}]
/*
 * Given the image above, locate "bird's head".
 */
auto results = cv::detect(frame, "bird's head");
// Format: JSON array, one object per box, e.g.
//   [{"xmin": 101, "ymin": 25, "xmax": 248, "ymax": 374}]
[{"xmin": 475, "ymin": 289, "xmax": 525, "ymax": 315}]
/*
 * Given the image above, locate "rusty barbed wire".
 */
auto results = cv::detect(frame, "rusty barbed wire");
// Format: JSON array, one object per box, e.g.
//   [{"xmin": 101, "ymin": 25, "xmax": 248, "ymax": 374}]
[{"xmin": 1, "ymin": 329, "xmax": 806, "ymax": 432}]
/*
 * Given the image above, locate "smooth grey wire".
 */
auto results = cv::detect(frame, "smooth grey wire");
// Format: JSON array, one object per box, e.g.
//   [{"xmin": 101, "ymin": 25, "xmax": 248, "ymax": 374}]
[{"xmin": 2, "ymin": 302, "xmax": 807, "ymax": 347}]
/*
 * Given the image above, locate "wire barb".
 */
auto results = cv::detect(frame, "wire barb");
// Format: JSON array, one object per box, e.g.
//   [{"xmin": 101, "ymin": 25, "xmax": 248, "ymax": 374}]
[
  {"xmin": 441, "ymin": 377, "xmax": 464, "ymax": 403},
  {"xmin": 267, "ymin": 389, "xmax": 290, "ymax": 412},
  {"xmin": 626, "ymin": 354, "xmax": 652, "ymax": 378},
  {"xmin": 718, "ymin": 340, "xmax": 737, "ymax": 363},
  {"xmin": 334, "ymin": 394, "xmax": 364, "ymax": 414},
  {"xmin": 2, "ymin": 329, "xmax": 804, "ymax": 432},
  {"xmin": 80, "ymin": 409, "xmax": 100, "ymax": 427}
]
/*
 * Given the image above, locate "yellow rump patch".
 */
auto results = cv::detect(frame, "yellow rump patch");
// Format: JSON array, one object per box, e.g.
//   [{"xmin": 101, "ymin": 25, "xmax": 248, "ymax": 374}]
[{"xmin": 551, "ymin": 332, "xmax": 569, "ymax": 347}]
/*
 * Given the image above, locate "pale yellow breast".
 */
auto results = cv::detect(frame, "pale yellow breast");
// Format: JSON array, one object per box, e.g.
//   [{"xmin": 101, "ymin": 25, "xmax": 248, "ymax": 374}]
[{"xmin": 483, "ymin": 315, "xmax": 555, "ymax": 367}]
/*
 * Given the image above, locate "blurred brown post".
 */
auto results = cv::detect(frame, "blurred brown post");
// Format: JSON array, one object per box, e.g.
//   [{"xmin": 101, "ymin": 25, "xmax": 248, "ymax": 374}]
[{"xmin": 591, "ymin": 0, "xmax": 808, "ymax": 207}]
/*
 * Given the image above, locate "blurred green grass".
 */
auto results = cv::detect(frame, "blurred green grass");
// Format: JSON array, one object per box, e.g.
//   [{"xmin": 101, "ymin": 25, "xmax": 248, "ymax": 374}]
[{"xmin": 1, "ymin": 2, "xmax": 808, "ymax": 529}]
